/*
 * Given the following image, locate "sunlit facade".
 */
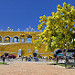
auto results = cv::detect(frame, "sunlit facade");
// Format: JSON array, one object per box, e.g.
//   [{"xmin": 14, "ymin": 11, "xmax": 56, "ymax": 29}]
[{"xmin": 0, "ymin": 27, "xmax": 51, "ymax": 57}]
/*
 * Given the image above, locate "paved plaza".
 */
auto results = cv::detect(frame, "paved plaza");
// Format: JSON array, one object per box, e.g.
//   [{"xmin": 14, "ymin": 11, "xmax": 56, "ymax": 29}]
[{"xmin": 0, "ymin": 59, "xmax": 75, "ymax": 75}]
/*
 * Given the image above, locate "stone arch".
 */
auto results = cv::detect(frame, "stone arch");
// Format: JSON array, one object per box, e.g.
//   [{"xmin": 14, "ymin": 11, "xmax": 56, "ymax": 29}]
[
  {"xmin": 21, "ymin": 38, "xmax": 25, "ymax": 43},
  {"xmin": 0, "ymin": 36, "xmax": 2, "ymax": 42},
  {"xmin": 4, "ymin": 35, "xmax": 11, "ymax": 43},
  {"xmin": 27, "ymin": 35, "xmax": 32, "ymax": 43},
  {"xmin": 27, "ymin": 35, "xmax": 32, "ymax": 38},
  {"xmin": 12, "ymin": 36, "xmax": 19, "ymax": 43}
]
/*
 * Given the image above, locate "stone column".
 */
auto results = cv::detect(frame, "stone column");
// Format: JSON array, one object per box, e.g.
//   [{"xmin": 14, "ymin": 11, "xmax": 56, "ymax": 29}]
[
  {"xmin": 25, "ymin": 37, "xmax": 27, "ymax": 43},
  {"xmin": 33, "ymin": 37, "xmax": 34, "ymax": 43},
  {"xmin": 12, "ymin": 38, "xmax": 14, "ymax": 43},
  {"xmin": 2, "ymin": 38, "xmax": 4, "ymax": 43},
  {"xmin": 19, "ymin": 38, "xmax": 21, "ymax": 43},
  {"xmin": 24, "ymin": 38, "xmax": 25, "ymax": 43},
  {"xmin": 11, "ymin": 38, "xmax": 12, "ymax": 43}
]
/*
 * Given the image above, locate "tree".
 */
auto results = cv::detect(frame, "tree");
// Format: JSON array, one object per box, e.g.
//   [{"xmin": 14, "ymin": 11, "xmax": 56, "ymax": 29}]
[{"xmin": 36, "ymin": 2, "xmax": 75, "ymax": 57}]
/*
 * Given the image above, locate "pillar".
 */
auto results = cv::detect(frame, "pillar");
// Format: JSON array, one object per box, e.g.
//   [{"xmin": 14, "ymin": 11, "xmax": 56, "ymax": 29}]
[
  {"xmin": 19, "ymin": 38, "xmax": 21, "ymax": 43},
  {"xmin": 2, "ymin": 38, "xmax": 4, "ymax": 43},
  {"xmin": 25, "ymin": 37, "xmax": 27, "ymax": 43},
  {"xmin": 11, "ymin": 38, "xmax": 12, "ymax": 43},
  {"xmin": 32, "ymin": 37, "xmax": 34, "ymax": 43}
]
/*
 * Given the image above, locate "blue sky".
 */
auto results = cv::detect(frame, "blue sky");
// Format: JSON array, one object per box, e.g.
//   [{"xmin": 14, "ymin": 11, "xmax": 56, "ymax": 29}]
[{"xmin": 0, "ymin": 0, "xmax": 75, "ymax": 31}]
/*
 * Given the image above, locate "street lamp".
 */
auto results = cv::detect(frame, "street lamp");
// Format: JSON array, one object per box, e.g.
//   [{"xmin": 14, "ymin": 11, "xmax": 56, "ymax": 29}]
[{"xmin": 73, "ymin": 30, "xmax": 75, "ymax": 62}]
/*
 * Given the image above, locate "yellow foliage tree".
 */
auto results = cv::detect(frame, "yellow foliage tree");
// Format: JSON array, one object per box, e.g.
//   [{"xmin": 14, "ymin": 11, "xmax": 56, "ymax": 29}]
[{"xmin": 36, "ymin": 2, "xmax": 75, "ymax": 56}]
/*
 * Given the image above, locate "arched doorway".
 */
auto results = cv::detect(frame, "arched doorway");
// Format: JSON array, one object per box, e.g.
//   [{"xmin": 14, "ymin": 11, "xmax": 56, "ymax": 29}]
[
  {"xmin": 21, "ymin": 38, "xmax": 25, "ymax": 43},
  {"xmin": 12, "ymin": 36, "xmax": 19, "ymax": 43},
  {"xmin": 0, "ymin": 36, "xmax": 2, "ymax": 42},
  {"xmin": 27, "ymin": 35, "xmax": 32, "ymax": 43},
  {"xmin": 4, "ymin": 36, "xmax": 11, "ymax": 43}
]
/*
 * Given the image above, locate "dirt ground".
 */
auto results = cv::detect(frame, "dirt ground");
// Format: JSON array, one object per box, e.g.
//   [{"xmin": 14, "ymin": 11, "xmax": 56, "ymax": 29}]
[{"xmin": 0, "ymin": 61, "xmax": 75, "ymax": 75}]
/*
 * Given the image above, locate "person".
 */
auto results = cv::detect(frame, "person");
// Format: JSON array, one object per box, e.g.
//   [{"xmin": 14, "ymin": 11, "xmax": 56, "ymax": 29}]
[
  {"xmin": 22, "ymin": 56, "xmax": 24, "ymax": 61},
  {"xmin": 46, "ymin": 57, "xmax": 48, "ymax": 61},
  {"xmin": 19, "ymin": 55, "xmax": 21, "ymax": 58},
  {"xmin": 7, "ymin": 56, "xmax": 9, "ymax": 61},
  {"xmin": 49, "ymin": 56, "xmax": 52, "ymax": 60},
  {"xmin": 28, "ymin": 57, "xmax": 31, "ymax": 61},
  {"xmin": 33, "ymin": 53, "xmax": 37, "ymax": 57},
  {"xmin": 64, "ymin": 56, "xmax": 69, "ymax": 63},
  {"xmin": 2, "ymin": 55, "xmax": 5, "ymax": 63},
  {"xmin": 26, "ymin": 56, "xmax": 27, "ymax": 61},
  {"xmin": 56, "ymin": 56, "xmax": 58, "ymax": 63}
]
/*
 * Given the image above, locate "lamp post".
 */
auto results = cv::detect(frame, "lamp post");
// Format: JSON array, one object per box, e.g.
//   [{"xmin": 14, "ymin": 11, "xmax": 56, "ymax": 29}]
[{"xmin": 73, "ymin": 30, "xmax": 75, "ymax": 62}]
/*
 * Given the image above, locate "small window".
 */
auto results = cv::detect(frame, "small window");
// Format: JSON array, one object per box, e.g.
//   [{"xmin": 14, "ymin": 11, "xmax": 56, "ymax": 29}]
[{"xmin": 27, "ymin": 49, "xmax": 31, "ymax": 53}]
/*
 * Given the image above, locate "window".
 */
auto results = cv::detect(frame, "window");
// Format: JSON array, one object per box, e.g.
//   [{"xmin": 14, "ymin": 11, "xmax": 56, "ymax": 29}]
[{"xmin": 27, "ymin": 49, "xmax": 31, "ymax": 53}]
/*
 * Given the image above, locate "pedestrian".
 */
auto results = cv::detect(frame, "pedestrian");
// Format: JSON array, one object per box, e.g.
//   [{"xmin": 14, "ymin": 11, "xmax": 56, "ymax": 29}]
[
  {"xmin": 46, "ymin": 56, "xmax": 48, "ymax": 61},
  {"xmin": 56, "ymin": 56, "xmax": 58, "ymax": 63},
  {"xmin": 22, "ymin": 56, "xmax": 24, "ymax": 61},
  {"xmin": 7, "ymin": 56, "xmax": 9, "ymax": 61},
  {"xmin": 2, "ymin": 56, "xmax": 5, "ymax": 63},
  {"xmin": 26, "ymin": 56, "xmax": 27, "ymax": 61},
  {"xmin": 49, "ymin": 56, "xmax": 52, "ymax": 61}
]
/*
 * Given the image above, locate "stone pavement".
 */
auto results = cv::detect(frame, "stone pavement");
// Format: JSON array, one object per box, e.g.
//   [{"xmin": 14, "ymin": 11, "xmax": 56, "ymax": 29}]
[{"xmin": 0, "ymin": 58, "xmax": 75, "ymax": 75}]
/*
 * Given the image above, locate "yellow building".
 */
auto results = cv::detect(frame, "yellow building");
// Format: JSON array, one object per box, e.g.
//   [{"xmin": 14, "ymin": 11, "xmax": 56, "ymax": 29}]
[{"xmin": 0, "ymin": 27, "xmax": 51, "ymax": 57}]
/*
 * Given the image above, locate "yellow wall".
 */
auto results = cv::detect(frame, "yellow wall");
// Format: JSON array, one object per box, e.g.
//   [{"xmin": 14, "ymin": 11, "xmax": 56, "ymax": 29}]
[
  {"xmin": 0, "ymin": 31, "xmax": 51, "ymax": 58},
  {"xmin": 0, "ymin": 31, "xmax": 41, "ymax": 38},
  {"xmin": 0, "ymin": 43, "xmax": 51, "ymax": 57}
]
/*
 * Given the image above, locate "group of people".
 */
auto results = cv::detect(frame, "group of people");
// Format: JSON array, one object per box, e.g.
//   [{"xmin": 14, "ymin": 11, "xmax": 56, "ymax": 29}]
[
  {"xmin": 21, "ymin": 56, "xmax": 28, "ymax": 61},
  {"xmin": 20, "ymin": 53, "xmax": 38, "ymax": 61},
  {"xmin": 0, "ymin": 55, "xmax": 6, "ymax": 63},
  {"xmin": 0, "ymin": 53, "xmax": 10, "ymax": 63}
]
